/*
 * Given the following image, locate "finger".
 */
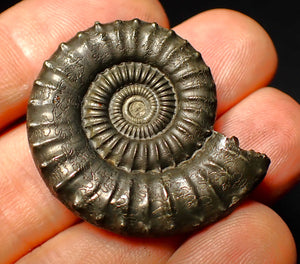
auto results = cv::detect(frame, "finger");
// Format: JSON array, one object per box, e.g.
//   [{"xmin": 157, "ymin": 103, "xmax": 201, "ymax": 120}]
[
  {"xmin": 215, "ymin": 87, "xmax": 300, "ymax": 203},
  {"xmin": 173, "ymin": 9, "xmax": 277, "ymax": 116},
  {"xmin": 0, "ymin": 123, "xmax": 78, "ymax": 264},
  {"xmin": 0, "ymin": 0, "xmax": 169, "ymax": 261},
  {"xmin": 16, "ymin": 222, "xmax": 181, "ymax": 264},
  {"xmin": 0, "ymin": 0, "xmax": 169, "ymax": 130},
  {"xmin": 167, "ymin": 201, "xmax": 296, "ymax": 264}
]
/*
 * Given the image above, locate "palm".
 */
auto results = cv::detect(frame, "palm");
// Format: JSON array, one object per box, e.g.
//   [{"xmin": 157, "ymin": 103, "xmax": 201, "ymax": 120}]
[{"xmin": 0, "ymin": 1, "xmax": 299, "ymax": 263}]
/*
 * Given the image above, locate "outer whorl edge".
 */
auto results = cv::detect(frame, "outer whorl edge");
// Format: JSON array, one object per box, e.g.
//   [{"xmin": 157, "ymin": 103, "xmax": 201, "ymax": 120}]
[{"xmin": 27, "ymin": 19, "xmax": 270, "ymax": 237}]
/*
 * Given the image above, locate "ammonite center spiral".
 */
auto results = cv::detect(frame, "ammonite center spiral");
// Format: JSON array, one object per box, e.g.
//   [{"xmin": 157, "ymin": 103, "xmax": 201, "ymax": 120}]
[
  {"xmin": 27, "ymin": 19, "xmax": 270, "ymax": 237},
  {"xmin": 120, "ymin": 90, "xmax": 154, "ymax": 124},
  {"xmin": 82, "ymin": 62, "xmax": 177, "ymax": 172}
]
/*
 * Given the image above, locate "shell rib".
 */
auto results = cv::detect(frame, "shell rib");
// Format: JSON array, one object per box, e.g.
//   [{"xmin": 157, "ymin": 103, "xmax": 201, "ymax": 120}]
[{"xmin": 27, "ymin": 19, "xmax": 270, "ymax": 237}]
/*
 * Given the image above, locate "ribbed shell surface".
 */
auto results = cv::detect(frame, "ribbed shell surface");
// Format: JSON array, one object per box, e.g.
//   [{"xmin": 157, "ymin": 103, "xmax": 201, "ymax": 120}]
[{"xmin": 27, "ymin": 19, "xmax": 270, "ymax": 237}]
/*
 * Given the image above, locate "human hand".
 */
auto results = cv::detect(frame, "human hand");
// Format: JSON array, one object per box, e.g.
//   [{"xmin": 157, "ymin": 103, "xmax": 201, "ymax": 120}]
[{"xmin": 0, "ymin": 0, "xmax": 299, "ymax": 263}]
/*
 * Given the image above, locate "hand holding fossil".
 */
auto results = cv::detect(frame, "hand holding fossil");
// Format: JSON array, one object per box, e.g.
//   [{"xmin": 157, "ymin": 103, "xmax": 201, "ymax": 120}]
[{"xmin": 0, "ymin": 0, "xmax": 299, "ymax": 263}]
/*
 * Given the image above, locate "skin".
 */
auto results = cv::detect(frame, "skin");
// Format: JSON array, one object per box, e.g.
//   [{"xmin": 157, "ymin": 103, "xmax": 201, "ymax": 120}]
[{"xmin": 0, "ymin": 0, "xmax": 299, "ymax": 263}]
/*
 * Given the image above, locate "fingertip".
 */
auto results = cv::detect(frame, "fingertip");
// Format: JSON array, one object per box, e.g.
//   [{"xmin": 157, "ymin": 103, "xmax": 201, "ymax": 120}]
[
  {"xmin": 215, "ymin": 87, "xmax": 300, "ymax": 202},
  {"xmin": 168, "ymin": 202, "xmax": 297, "ymax": 264},
  {"xmin": 173, "ymin": 8, "xmax": 278, "ymax": 115}
]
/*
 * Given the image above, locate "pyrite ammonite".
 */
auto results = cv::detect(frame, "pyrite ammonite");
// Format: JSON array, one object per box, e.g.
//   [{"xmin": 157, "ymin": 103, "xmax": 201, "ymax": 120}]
[{"xmin": 27, "ymin": 19, "xmax": 270, "ymax": 237}]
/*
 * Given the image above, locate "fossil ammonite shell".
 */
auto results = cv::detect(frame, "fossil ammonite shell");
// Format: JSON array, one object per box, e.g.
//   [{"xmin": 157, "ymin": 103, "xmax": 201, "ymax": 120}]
[{"xmin": 27, "ymin": 19, "xmax": 270, "ymax": 237}]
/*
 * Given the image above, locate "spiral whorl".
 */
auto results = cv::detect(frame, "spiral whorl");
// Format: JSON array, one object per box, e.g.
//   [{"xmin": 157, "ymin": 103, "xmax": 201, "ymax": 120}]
[
  {"xmin": 78, "ymin": 19, "xmax": 217, "ymax": 172},
  {"xmin": 27, "ymin": 19, "xmax": 270, "ymax": 237},
  {"xmin": 82, "ymin": 62, "xmax": 178, "ymax": 172}
]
